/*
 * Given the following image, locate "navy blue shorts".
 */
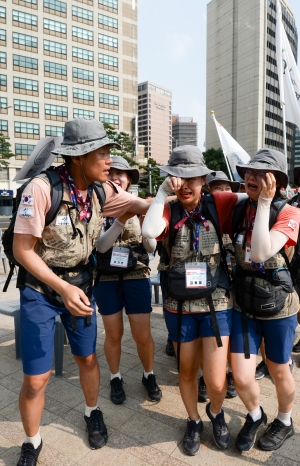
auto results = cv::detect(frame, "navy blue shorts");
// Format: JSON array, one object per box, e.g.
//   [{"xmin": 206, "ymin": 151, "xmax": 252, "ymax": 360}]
[
  {"xmin": 165, "ymin": 308, "xmax": 233, "ymax": 342},
  {"xmin": 20, "ymin": 286, "xmax": 97, "ymax": 376},
  {"xmin": 230, "ymin": 309, "xmax": 298, "ymax": 364},
  {"xmin": 93, "ymin": 278, "xmax": 152, "ymax": 316}
]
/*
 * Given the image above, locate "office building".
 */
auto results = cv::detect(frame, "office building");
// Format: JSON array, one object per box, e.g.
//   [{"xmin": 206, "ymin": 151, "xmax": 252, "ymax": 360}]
[
  {"xmin": 138, "ymin": 81, "xmax": 172, "ymax": 165},
  {"xmin": 0, "ymin": 0, "xmax": 138, "ymax": 193},
  {"xmin": 172, "ymin": 115, "xmax": 197, "ymax": 149},
  {"xmin": 206, "ymin": 0, "xmax": 298, "ymax": 179},
  {"xmin": 294, "ymin": 127, "xmax": 300, "ymax": 169}
]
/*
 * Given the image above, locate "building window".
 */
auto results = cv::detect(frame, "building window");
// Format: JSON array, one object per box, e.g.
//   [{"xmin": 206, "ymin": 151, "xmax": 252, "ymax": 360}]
[
  {"xmin": 44, "ymin": 39, "xmax": 67, "ymax": 56},
  {"xmin": 98, "ymin": 33, "xmax": 118, "ymax": 49},
  {"xmin": 72, "ymin": 6, "xmax": 93, "ymax": 22},
  {"xmin": 15, "ymin": 144, "xmax": 35, "ymax": 158},
  {"xmin": 44, "ymin": 18, "xmax": 66, "ymax": 35},
  {"xmin": 15, "ymin": 0, "xmax": 37, "ymax": 5},
  {"xmin": 14, "ymin": 99, "xmax": 39, "ymax": 117},
  {"xmin": 0, "ymin": 120, "xmax": 8, "ymax": 134},
  {"xmin": 99, "ymin": 92, "xmax": 118, "ymax": 108},
  {"xmin": 0, "ymin": 52, "xmax": 6, "ymax": 67},
  {"xmin": 45, "ymin": 82, "xmax": 68, "ymax": 98},
  {"xmin": 13, "ymin": 32, "xmax": 38, "ymax": 49},
  {"xmin": 15, "ymin": 122, "xmax": 39, "ymax": 137},
  {"xmin": 0, "ymin": 7, "xmax": 6, "ymax": 21},
  {"xmin": 74, "ymin": 108, "xmax": 94, "ymax": 118},
  {"xmin": 73, "ymin": 88, "xmax": 94, "ymax": 103},
  {"xmin": 0, "ymin": 97, "xmax": 7, "ymax": 108},
  {"xmin": 98, "ymin": 13, "xmax": 118, "ymax": 30},
  {"xmin": 72, "ymin": 46, "xmax": 93, "ymax": 63},
  {"xmin": 13, "ymin": 77, "xmax": 38, "ymax": 95},
  {"xmin": 45, "ymin": 125, "xmax": 64, "ymax": 136},
  {"xmin": 98, "ymin": 53, "xmax": 118, "ymax": 69},
  {"xmin": 0, "ymin": 29, "xmax": 6, "ymax": 43},
  {"xmin": 45, "ymin": 104, "xmax": 68, "ymax": 121},
  {"xmin": 266, "ymin": 82, "xmax": 280, "ymax": 96},
  {"xmin": 44, "ymin": 0, "xmax": 67, "ymax": 14},
  {"xmin": 13, "ymin": 10, "xmax": 38, "ymax": 27},
  {"xmin": 98, "ymin": 0, "xmax": 117, "ymax": 10},
  {"xmin": 13, "ymin": 54, "xmax": 38, "ymax": 73},
  {"xmin": 73, "ymin": 67, "xmax": 94, "ymax": 83},
  {"xmin": 99, "ymin": 73, "xmax": 118, "ymax": 89},
  {"xmin": 100, "ymin": 112, "xmax": 118, "ymax": 127},
  {"xmin": 44, "ymin": 61, "xmax": 67, "ymax": 80},
  {"xmin": 72, "ymin": 26, "xmax": 93, "ymax": 42},
  {"xmin": 0, "ymin": 74, "xmax": 6, "ymax": 89}
]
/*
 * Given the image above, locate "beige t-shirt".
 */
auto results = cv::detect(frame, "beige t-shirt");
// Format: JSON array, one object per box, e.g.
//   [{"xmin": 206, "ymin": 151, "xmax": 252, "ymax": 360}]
[{"xmin": 14, "ymin": 178, "xmax": 137, "ymax": 238}]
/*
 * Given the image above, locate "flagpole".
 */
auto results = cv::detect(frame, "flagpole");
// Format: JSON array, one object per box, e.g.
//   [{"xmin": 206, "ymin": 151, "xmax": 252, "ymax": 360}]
[{"xmin": 211, "ymin": 111, "xmax": 234, "ymax": 181}]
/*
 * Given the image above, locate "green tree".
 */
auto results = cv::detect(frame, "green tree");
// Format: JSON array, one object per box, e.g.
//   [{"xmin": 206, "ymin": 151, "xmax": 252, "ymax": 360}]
[
  {"xmin": 138, "ymin": 158, "xmax": 166, "ymax": 196},
  {"xmin": 0, "ymin": 133, "xmax": 15, "ymax": 167},
  {"xmin": 203, "ymin": 148, "xmax": 230, "ymax": 177}
]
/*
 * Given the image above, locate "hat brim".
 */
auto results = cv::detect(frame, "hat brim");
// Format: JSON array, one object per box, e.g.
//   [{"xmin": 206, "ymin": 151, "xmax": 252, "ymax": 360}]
[
  {"xmin": 294, "ymin": 167, "xmax": 300, "ymax": 186},
  {"xmin": 51, "ymin": 138, "xmax": 121, "ymax": 156},
  {"xmin": 236, "ymin": 163, "xmax": 288, "ymax": 189},
  {"xmin": 208, "ymin": 177, "xmax": 240, "ymax": 193},
  {"xmin": 109, "ymin": 163, "xmax": 140, "ymax": 184},
  {"xmin": 159, "ymin": 165, "xmax": 215, "ymax": 178}
]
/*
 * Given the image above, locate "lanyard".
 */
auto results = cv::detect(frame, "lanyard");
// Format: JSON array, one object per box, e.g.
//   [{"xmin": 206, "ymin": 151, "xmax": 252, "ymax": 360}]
[
  {"xmin": 193, "ymin": 222, "xmax": 201, "ymax": 255},
  {"xmin": 68, "ymin": 184, "xmax": 93, "ymax": 224}
]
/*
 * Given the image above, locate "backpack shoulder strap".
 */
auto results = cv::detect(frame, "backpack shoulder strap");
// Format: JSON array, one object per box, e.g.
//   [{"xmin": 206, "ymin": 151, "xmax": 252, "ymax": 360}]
[
  {"xmin": 269, "ymin": 197, "xmax": 289, "ymax": 230},
  {"xmin": 93, "ymin": 181, "xmax": 107, "ymax": 211},
  {"xmin": 169, "ymin": 200, "xmax": 182, "ymax": 252},
  {"xmin": 43, "ymin": 169, "xmax": 64, "ymax": 226}
]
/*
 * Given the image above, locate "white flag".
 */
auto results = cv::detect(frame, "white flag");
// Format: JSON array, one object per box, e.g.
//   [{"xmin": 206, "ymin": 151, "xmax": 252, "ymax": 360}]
[
  {"xmin": 211, "ymin": 113, "xmax": 251, "ymax": 182},
  {"xmin": 276, "ymin": 0, "xmax": 300, "ymax": 129}
]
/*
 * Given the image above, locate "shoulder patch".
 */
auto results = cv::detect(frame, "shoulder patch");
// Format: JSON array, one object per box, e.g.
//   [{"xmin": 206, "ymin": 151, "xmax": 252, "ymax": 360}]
[
  {"xmin": 288, "ymin": 219, "xmax": 298, "ymax": 231},
  {"xmin": 19, "ymin": 207, "xmax": 34, "ymax": 218},
  {"xmin": 21, "ymin": 193, "xmax": 34, "ymax": 205}
]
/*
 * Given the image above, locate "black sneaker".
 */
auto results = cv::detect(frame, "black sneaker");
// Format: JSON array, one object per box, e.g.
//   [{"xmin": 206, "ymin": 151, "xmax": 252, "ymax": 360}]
[
  {"xmin": 292, "ymin": 338, "xmax": 300, "ymax": 353},
  {"xmin": 255, "ymin": 360, "xmax": 269, "ymax": 380},
  {"xmin": 226, "ymin": 372, "xmax": 237, "ymax": 398},
  {"xmin": 142, "ymin": 374, "xmax": 162, "ymax": 401},
  {"xmin": 110, "ymin": 377, "xmax": 126, "ymax": 405},
  {"xmin": 235, "ymin": 407, "xmax": 267, "ymax": 452},
  {"xmin": 84, "ymin": 408, "xmax": 108, "ymax": 449},
  {"xmin": 258, "ymin": 418, "xmax": 294, "ymax": 451},
  {"xmin": 183, "ymin": 418, "xmax": 203, "ymax": 456},
  {"xmin": 206, "ymin": 402, "xmax": 230, "ymax": 449},
  {"xmin": 166, "ymin": 338, "xmax": 175, "ymax": 356},
  {"xmin": 17, "ymin": 441, "xmax": 43, "ymax": 466},
  {"xmin": 198, "ymin": 376, "xmax": 209, "ymax": 403}
]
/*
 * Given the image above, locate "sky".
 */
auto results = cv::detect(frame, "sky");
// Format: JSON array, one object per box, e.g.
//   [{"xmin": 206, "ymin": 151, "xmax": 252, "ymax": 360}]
[{"xmin": 138, "ymin": 0, "xmax": 300, "ymax": 152}]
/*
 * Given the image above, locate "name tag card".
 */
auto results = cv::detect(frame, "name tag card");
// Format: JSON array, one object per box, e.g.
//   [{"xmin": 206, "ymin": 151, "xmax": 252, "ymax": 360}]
[
  {"xmin": 56, "ymin": 215, "xmax": 71, "ymax": 226},
  {"xmin": 185, "ymin": 262, "xmax": 207, "ymax": 288},
  {"xmin": 245, "ymin": 246, "xmax": 252, "ymax": 264},
  {"xmin": 236, "ymin": 234, "xmax": 244, "ymax": 245},
  {"xmin": 110, "ymin": 247, "xmax": 129, "ymax": 268}
]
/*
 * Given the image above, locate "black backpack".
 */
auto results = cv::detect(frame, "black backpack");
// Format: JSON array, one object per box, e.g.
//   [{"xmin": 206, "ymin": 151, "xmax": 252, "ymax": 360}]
[{"xmin": 2, "ymin": 167, "xmax": 107, "ymax": 291}]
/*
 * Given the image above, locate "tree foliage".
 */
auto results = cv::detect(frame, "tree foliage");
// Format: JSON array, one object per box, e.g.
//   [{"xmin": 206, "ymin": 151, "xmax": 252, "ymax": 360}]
[
  {"xmin": 138, "ymin": 158, "xmax": 166, "ymax": 196},
  {"xmin": 203, "ymin": 148, "xmax": 230, "ymax": 177},
  {"xmin": 0, "ymin": 133, "xmax": 15, "ymax": 167}
]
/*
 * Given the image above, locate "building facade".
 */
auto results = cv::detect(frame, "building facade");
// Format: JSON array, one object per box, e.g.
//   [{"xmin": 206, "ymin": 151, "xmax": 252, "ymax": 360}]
[
  {"xmin": 206, "ymin": 0, "xmax": 298, "ymax": 180},
  {"xmin": 172, "ymin": 115, "xmax": 198, "ymax": 149},
  {"xmin": 0, "ymin": 0, "xmax": 138, "ymax": 193},
  {"xmin": 138, "ymin": 81, "xmax": 172, "ymax": 165},
  {"xmin": 294, "ymin": 127, "xmax": 300, "ymax": 170}
]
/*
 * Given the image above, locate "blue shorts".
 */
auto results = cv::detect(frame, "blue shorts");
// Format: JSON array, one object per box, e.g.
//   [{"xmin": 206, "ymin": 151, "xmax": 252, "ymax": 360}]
[
  {"xmin": 230, "ymin": 309, "xmax": 298, "ymax": 364},
  {"xmin": 165, "ymin": 309, "xmax": 233, "ymax": 343},
  {"xmin": 93, "ymin": 278, "xmax": 152, "ymax": 316},
  {"xmin": 20, "ymin": 286, "xmax": 97, "ymax": 376}
]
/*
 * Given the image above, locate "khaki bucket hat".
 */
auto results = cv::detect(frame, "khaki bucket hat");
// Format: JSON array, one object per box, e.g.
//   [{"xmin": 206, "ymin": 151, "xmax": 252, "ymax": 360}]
[
  {"xmin": 159, "ymin": 145, "xmax": 214, "ymax": 178},
  {"xmin": 206, "ymin": 171, "xmax": 240, "ymax": 192},
  {"xmin": 110, "ymin": 156, "xmax": 140, "ymax": 184}
]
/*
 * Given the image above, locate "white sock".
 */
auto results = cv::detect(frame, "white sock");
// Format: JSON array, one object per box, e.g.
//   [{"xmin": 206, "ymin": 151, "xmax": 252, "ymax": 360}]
[
  {"xmin": 199, "ymin": 368, "xmax": 203, "ymax": 377},
  {"xmin": 227, "ymin": 366, "xmax": 232, "ymax": 373},
  {"xmin": 143, "ymin": 370, "xmax": 153, "ymax": 379},
  {"xmin": 24, "ymin": 430, "xmax": 41, "ymax": 449},
  {"xmin": 249, "ymin": 406, "xmax": 262, "ymax": 422},
  {"xmin": 210, "ymin": 407, "xmax": 221, "ymax": 418},
  {"xmin": 85, "ymin": 405, "xmax": 98, "ymax": 417},
  {"xmin": 189, "ymin": 417, "xmax": 201, "ymax": 424},
  {"xmin": 277, "ymin": 410, "xmax": 292, "ymax": 426},
  {"xmin": 110, "ymin": 371, "xmax": 121, "ymax": 381}
]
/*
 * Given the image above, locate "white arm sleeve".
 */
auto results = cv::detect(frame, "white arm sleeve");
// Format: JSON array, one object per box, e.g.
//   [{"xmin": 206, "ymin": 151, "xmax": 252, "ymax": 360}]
[
  {"xmin": 142, "ymin": 237, "xmax": 157, "ymax": 253},
  {"xmin": 142, "ymin": 179, "xmax": 172, "ymax": 239},
  {"xmin": 250, "ymin": 196, "xmax": 288, "ymax": 262},
  {"xmin": 95, "ymin": 219, "xmax": 125, "ymax": 253}
]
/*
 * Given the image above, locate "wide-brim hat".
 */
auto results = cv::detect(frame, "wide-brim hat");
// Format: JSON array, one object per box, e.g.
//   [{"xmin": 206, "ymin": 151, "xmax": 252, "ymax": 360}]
[
  {"xmin": 52, "ymin": 118, "xmax": 121, "ymax": 156},
  {"xmin": 236, "ymin": 148, "xmax": 288, "ymax": 189},
  {"xmin": 206, "ymin": 171, "xmax": 240, "ymax": 192},
  {"xmin": 110, "ymin": 156, "xmax": 140, "ymax": 184},
  {"xmin": 294, "ymin": 166, "xmax": 300, "ymax": 186},
  {"xmin": 160, "ymin": 145, "xmax": 214, "ymax": 178}
]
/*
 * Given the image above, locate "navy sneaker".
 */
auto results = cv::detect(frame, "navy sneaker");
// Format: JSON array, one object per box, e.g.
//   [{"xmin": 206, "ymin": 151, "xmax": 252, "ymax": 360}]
[
  {"xmin": 17, "ymin": 441, "xmax": 43, "ymax": 466},
  {"xmin": 110, "ymin": 377, "xmax": 126, "ymax": 405},
  {"xmin": 206, "ymin": 402, "xmax": 230, "ymax": 449},
  {"xmin": 183, "ymin": 418, "xmax": 203, "ymax": 456},
  {"xmin": 226, "ymin": 372, "xmax": 237, "ymax": 398},
  {"xmin": 255, "ymin": 361, "xmax": 269, "ymax": 380},
  {"xmin": 166, "ymin": 338, "xmax": 175, "ymax": 356},
  {"xmin": 142, "ymin": 374, "xmax": 162, "ymax": 401},
  {"xmin": 258, "ymin": 418, "xmax": 294, "ymax": 451},
  {"xmin": 198, "ymin": 376, "xmax": 209, "ymax": 403},
  {"xmin": 84, "ymin": 408, "xmax": 108, "ymax": 449},
  {"xmin": 236, "ymin": 407, "xmax": 267, "ymax": 452}
]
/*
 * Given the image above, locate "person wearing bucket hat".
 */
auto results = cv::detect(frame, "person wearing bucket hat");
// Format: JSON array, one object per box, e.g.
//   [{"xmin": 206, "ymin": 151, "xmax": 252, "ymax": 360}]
[
  {"xmin": 92, "ymin": 156, "xmax": 162, "ymax": 404},
  {"xmin": 227, "ymin": 148, "xmax": 300, "ymax": 452},
  {"xmin": 206, "ymin": 171, "xmax": 240, "ymax": 193},
  {"xmin": 13, "ymin": 118, "xmax": 155, "ymax": 464},
  {"xmin": 142, "ymin": 145, "xmax": 246, "ymax": 456}
]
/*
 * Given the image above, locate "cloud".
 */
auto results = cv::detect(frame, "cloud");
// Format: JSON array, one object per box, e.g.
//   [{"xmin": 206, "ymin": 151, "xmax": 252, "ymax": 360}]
[{"xmin": 166, "ymin": 33, "xmax": 195, "ymax": 60}]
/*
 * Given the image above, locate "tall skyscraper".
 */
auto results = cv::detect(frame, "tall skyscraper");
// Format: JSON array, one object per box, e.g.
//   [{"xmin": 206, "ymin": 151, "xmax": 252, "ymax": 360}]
[
  {"xmin": 206, "ymin": 0, "xmax": 298, "ymax": 179},
  {"xmin": 0, "ymin": 0, "xmax": 138, "ymax": 193},
  {"xmin": 138, "ymin": 81, "xmax": 172, "ymax": 165},
  {"xmin": 172, "ymin": 115, "xmax": 198, "ymax": 149}
]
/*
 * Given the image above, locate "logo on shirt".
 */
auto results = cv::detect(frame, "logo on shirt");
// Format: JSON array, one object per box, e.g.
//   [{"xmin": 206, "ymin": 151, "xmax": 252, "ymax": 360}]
[
  {"xmin": 288, "ymin": 219, "xmax": 298, "ymax": 231},
  {"xmin": 21, "ymin": 193, "xmax": 34, "ymax": 205},
  {"xmin": 19, "ymin": 207, "xmax": 34, "ymax": 218}
]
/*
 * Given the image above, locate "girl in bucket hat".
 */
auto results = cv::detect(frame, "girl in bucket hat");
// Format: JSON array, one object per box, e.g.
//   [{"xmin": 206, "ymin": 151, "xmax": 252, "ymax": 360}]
[
  {"xmin": 142, "ymin": 145, "xmax": 241, "ymax": 456},
  {"xmin": 93, "ymin": 156, "xmax": 162, "ymax": 404}
]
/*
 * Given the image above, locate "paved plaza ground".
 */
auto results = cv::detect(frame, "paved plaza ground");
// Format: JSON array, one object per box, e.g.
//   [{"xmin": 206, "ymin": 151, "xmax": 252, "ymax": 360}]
[{"xmin": 0, "ymin": 255, "xmax": 300, "ymax": 465}]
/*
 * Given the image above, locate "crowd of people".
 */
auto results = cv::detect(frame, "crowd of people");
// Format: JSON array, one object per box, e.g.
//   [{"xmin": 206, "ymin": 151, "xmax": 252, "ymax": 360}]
[{"xmin": 12, "ymin": 117, "xmax": 300, "ymax": 465}]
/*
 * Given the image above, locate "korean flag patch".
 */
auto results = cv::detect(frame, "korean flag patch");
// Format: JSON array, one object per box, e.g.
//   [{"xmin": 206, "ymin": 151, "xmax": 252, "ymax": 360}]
[{"xmin": 21, "ymin": 193, "xmax": 34, "ymax": 205}]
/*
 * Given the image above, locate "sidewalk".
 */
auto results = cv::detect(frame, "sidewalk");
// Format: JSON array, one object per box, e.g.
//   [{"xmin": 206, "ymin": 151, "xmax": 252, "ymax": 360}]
[{"xmin": 0, "ymin": 257, "xmax": 300, "ymax": 465}]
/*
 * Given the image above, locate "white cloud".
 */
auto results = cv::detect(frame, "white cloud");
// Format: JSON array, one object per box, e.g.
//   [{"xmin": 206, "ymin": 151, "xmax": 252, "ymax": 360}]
[{"xmin": 166, "ymin": 33, "xmax": 195, "ymax": 60}]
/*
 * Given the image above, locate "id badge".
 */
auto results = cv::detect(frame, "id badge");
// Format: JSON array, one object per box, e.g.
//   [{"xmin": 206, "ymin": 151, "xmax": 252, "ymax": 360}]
[
  {"xmin": 226, "ymin": 252, "xmax": 231, "ymax": 266},
  {"xmin": 110, "ymin": 247, "xmax": 129, "ymax": 268},
  {"xmin": 245, "ymin": 246, "xmax": 252, "ymax": 264},
  {"xmin": 185, "ymin": 262, "xmax": 207, "ymax": 288},
  {"xmin": 56, "ymin": 215, "xmax": 71, "ymax": 226},
  {"xmin": 236, "ymin": 234, "xmax": 244, "ymax": 245}
]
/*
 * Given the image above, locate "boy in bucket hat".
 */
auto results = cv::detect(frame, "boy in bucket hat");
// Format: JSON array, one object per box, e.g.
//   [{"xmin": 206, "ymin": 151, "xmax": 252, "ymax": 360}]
[{"xmin": 13, "ymin": 119, "xmax": 152, "ymax": 465}]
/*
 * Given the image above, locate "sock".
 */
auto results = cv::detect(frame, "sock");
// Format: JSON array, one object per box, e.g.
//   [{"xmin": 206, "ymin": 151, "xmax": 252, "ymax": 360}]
[
  {"xmin": 85, "ymin": 405, "xmax": 98, "ymax": 417},
  {"xmin": 227, "ymin": 366, "xmax": 232, "ymax": 373},
  {"xmin": 210, "ymin": 407, "xmax": 221, "ymax": 418},
  {"xmin": 24, "ymin": 430, "xmax": 41, "ymax": 449},
  {"xmin": 143, "ymin": 370, "xmax": 153, "ymax": 379},
  {"xmin": 249, "ymin": 406, "xmax": 262, "ymax": 422},
  {"xmin": 277, "ymin": 410, "xmax": 292, "ymax": 426},
  {"xmin": 199, "ymin": 369, "xmax": 203, "ymax": 377},
  {"xmin": 188, "ymin": 417, "xmax": 201, "ymax": 424},
  {"xmin": 110, "ymin": 371, "xmax": 121, "ymax": 381}
]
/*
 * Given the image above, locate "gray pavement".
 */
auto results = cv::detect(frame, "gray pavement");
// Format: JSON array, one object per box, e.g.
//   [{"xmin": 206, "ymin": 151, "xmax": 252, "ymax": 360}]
[{"xmin": 0, "ymin": 256, "xmax": 300, "ymax": 465}]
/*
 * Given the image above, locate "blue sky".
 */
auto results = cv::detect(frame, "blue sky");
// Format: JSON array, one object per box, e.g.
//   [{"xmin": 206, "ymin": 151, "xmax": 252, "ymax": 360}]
[{"xmin": 138, "ymin": 0, "xmax": 300, "ymax": 152}]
